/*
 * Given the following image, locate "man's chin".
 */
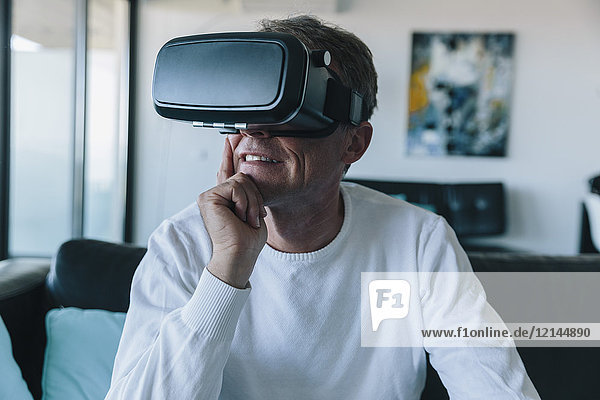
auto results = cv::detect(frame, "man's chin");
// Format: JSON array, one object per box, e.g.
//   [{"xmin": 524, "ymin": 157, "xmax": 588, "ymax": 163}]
[
  {"xmin": 248, "ymin": 179, "xmax": 294, "ymax": 207},
  {"xmin": 253, "ymin": 182, "xmax": 283, "ymax": 205},
  {"xmin": 236, "ymin": 166, "xmax": 298, "ymax": 205}
]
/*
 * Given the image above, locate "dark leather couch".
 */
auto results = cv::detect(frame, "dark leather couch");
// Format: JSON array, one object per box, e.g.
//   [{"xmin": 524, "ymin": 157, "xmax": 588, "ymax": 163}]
[
  {"xmin": 0, "ymin": 241, "xmax": 145, "ymax": 399},
  {"xmin": 2, "ymin": 240, "xmax": 600, "ymax": 399},
  {"xmin": 345, "ymin": 179, "xmax": 506, "ymax": 238}
]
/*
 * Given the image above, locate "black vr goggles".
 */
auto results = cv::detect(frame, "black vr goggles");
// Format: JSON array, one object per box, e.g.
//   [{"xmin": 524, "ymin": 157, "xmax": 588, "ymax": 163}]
[{"xmin": 152, "ymin": 32, "xmax": 368, "ymax": 137}]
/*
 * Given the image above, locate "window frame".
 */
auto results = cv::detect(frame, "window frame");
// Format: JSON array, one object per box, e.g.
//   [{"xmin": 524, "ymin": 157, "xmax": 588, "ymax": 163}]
[
  {"xmin": 0, "ymin": 0, "xmax": 137, "ymax": 260},
  {"xmin": 0, "ymin": 0, "xmax": 11, "ymax": 260}
]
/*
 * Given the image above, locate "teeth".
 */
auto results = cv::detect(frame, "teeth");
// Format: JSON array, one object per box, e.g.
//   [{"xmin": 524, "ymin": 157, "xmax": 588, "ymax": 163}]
[{"xmin": 245, "ymin": 155, "xmax": 278, "ymax": 163}]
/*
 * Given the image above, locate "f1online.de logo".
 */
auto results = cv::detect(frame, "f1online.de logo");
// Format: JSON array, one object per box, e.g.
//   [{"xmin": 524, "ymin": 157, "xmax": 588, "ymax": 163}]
[{"xmin": 368, "ymin": 280, "xmax": 411, "ymax": 331}]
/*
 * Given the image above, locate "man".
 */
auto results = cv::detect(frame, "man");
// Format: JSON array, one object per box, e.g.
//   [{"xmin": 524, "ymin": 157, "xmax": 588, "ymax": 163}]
[{"xmin": 107, "ymin": 15, "xmax": 539, "ymax": 399}]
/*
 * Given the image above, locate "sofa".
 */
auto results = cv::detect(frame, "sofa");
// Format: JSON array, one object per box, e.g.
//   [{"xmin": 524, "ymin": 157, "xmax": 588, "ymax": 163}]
[
  {"xmin": 0, "ymin": 240, "xmax": 145, "ymax": 399},
  {"xmin": 2, "ymin": 239, "xmax": 600, "ymax": 399}
]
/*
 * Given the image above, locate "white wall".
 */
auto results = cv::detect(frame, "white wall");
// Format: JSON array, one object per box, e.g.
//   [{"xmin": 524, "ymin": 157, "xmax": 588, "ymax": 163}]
[{"xmin": 133, "ymin": 0, "xmax": 600, "ymax": 254}]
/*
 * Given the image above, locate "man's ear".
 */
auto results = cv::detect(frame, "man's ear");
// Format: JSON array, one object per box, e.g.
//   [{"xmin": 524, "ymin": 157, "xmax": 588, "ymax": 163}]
[{"xmin": 341, "ymin": 121, "xmax": 373, "ymax": 165}]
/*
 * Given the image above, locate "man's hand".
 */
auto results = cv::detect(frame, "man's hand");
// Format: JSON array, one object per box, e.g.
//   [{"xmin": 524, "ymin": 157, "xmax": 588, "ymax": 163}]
[{"xmin": 197, "ymin": 137, "xmax": 267, "ymax": 289}]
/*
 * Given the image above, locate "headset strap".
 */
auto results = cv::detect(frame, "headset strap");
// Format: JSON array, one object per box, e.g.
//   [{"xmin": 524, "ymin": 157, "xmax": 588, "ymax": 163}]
[{"xmin": 323, "ymin": 77, "xmax": 368, "ymax": 126}]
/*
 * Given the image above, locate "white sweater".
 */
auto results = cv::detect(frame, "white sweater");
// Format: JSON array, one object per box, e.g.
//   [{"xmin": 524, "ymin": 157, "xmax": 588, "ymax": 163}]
[{"xmin": 107, "ymin": 182, "xmax": 539, "ymax": 400}]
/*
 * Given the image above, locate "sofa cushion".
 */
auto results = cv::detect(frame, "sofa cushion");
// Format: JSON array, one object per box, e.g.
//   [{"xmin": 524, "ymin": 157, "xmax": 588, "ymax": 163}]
[
  {"xmin": 0, "ymin": 316, "xmax": 33, "ymax": 400},
  {"xmin": 42, "ymin": 308, "xmax": 126, "ymax": 400}
]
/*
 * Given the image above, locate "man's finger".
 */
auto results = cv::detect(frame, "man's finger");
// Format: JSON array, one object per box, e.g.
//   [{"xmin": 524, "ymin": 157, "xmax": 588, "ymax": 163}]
[
  {"xmin": 231, "ymin": 174, "xmax": 263, "ymax": 228},
  {"xmin": 217, "ymin": 136, "xmax": 235, "ymax": 185},
  {"xmin": 245, "ymin": 183, "xmax": 262, "ymax": 229},
  {"xmin": 251, "ymin": 186, "xmax": 266, "ymax": 227},
  {"xmin": 229, "ymin": 179, "xmax": 249, "ymax": 222}
]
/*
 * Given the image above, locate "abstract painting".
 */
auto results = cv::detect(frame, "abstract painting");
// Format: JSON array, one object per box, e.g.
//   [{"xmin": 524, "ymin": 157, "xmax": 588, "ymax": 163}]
[{"xmin": 407, "ymin": 32, "xmax": 515, "ymax": 157}]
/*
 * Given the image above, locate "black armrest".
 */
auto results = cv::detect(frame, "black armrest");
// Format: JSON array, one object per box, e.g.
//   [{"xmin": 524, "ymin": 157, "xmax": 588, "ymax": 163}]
[
  {"xmin": 0, "ymin": 258, "xmax": 50, "ymax": 400},
  {"xmin": 0, "ymin": 258, "xmax": 51, "ymax": 339},
  {"xmin": 0, "ymin": 258, "xmax": 50, "ymax": 302}
]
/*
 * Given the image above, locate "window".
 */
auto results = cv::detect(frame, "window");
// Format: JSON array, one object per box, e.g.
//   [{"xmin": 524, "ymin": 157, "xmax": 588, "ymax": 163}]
[
  {"xmin": 9, "ymin": 0, "xmax": 76, "ymax": 256},
  {"xmin": 5, "ymin": 0, "xmax": 131, "ymax": 257}
]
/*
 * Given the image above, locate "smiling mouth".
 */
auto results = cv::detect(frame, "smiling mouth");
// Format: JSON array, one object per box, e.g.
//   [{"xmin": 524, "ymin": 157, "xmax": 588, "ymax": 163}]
[{"xmin": 244, "ymin": 155, "xmax": 280, "ymax": 163}]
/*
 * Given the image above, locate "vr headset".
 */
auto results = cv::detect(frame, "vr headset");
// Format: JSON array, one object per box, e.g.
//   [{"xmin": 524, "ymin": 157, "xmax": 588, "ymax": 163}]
[{"xmin": 152, "ymin": 32, "xmax": 368, "ymax": 137}]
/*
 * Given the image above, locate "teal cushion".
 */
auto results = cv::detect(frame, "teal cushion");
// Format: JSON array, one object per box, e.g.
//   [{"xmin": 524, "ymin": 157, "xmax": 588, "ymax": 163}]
[
  {"xmin": 0, "ymin": 316, "xmax": 33, "ymax": 400},
  {"xmin": 388, "ymin": 193, "xmax": 437, "ymax": 213},
  {"xmin": 409, "ymin": 202, "xmax": 437, "ymax": 213},
  {"xmin": 388, "ymin": 193, "xmax": 407, "ymax": 201},
  {"xmin": 42, "ymin": 308, "xmax": 126, "ymax": 400}
]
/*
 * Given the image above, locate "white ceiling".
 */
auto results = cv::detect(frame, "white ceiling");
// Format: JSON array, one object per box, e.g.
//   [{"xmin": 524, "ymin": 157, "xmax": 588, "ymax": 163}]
[
  {"xmin": 146, "ymin": 0, "xmax": 339, "ymax": 13},
  {"xmin": 12, "ymin": 0, "xmax": 119, "ymax": 49},
  {"xmin": 11, "ymin": 0, "xmax": 348, "ymax": 50}
]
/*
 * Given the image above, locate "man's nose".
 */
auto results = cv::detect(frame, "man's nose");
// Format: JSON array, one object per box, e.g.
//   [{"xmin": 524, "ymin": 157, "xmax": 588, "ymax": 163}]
[{"xmin": 239, "ymin": 129, "xmax": 272, "ymax": 138}]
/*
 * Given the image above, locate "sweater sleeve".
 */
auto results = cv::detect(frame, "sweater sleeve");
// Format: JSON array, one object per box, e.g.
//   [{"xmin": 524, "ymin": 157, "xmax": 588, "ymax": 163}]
[
  {"xmin": 419, "ymin": 217, "xmax": 540, "ymax": 400},
  {"xmin": 105, "ymin": 221, "xmax": 250, "ymax": 400}
]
